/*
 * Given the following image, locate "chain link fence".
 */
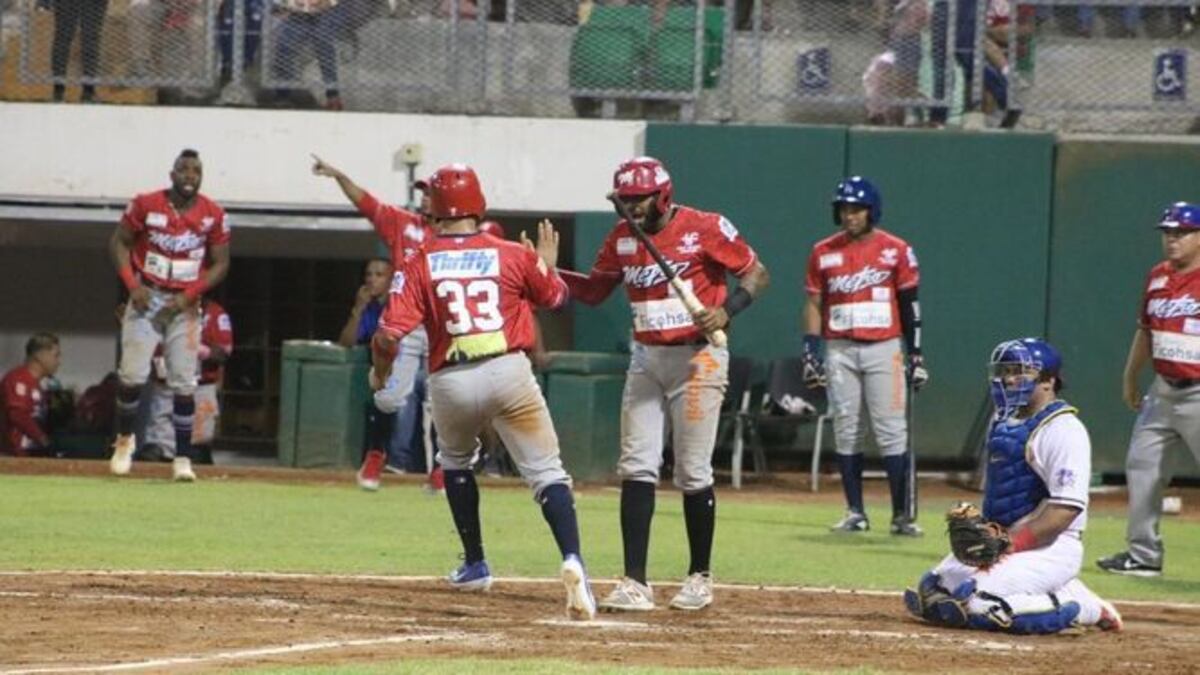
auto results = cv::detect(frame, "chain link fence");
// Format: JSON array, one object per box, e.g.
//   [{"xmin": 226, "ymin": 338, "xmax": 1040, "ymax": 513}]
[{"xmin": 0, "ymin": 0, "xmax": 1197, "ymax": 133}]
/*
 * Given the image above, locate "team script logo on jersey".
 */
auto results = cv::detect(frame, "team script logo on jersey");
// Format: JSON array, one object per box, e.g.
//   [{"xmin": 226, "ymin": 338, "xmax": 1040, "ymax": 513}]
[
  {"xmin": 623, "ymin": 261, "xmax": 690, "ymax": 289},
  {"xmin": 1147, "ymin": 294, "xmax": 1200, "ymax": 319},
  {"xmin": 148, "ymin": 230, "xmax": 206, "ymax": 253},
  {"xmin": 827, "ymin": 266, "xmax": 891, "ymax": 294},
  {"xmin": 428, "ymin": 249, "xmax": 500, "ymax": 280},
  {"xmin": 677, "ymin": 232, "xmax": 701, "ymax": 254}
]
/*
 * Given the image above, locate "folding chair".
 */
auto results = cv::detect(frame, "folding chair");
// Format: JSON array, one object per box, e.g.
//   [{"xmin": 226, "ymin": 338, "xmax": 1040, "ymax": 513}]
[
  {"xmin": 738, "ymin": 357, "xmax": 829, "ymax": 491},
  {"xmin": 722, "ymin": 355, "xmax": 756, "ymax": 489}
]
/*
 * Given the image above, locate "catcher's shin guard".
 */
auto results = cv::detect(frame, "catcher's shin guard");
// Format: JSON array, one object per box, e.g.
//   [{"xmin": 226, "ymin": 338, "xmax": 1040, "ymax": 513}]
[
  {"xmin": 966, "ymin": 591, "xmax": 1082, "ymax": 635},
  {"xmin": 903, "ymin": 572, "xmax": 967, "ymax": 627}
]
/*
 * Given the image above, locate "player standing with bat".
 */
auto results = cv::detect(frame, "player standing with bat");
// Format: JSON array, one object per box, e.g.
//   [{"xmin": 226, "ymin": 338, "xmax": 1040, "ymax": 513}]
[{"xmin": 561, "ymin": 156, "xmax": 770, "ymax": 612}]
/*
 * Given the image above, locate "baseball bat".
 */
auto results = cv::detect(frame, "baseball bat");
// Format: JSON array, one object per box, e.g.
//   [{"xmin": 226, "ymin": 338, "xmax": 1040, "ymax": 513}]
[
  {"xmin": 905, "ymin": 383, "xmax": 919, "ymax": 521},
  {"xmin": 607, "ymin": 193, "xmax": 728, "ymax": 348}
]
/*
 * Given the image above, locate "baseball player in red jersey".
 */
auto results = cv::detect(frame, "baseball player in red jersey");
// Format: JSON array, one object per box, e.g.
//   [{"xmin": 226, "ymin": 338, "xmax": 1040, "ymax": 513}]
[
  {"xmin": 1098, "ymin": 202, "xmax": 1200, "ymax": 577},
  {"xmin": 312, "ymin": 156, "xmax": 438, "ymax": 490},
  {"xmin": 0, "ymin": 333, "xmax": 61, "ymax": 456},
  {"xmin": 803, "ymin": 176, "xmax": 928, "ymax": 536},
  {"xmin": 370, "ymin": 164, "xmax": 596, "ymax": 621},
  {"xmin": 138, "ymin": 299, "xmax": 233, "ymax": 464},
  {"xmin": 561, "ymin": 156, "xmax": 771, "ymax": 612},
  {"xmin": 109, "ymin": 148, "xmax": 231, "ymax": 482}
]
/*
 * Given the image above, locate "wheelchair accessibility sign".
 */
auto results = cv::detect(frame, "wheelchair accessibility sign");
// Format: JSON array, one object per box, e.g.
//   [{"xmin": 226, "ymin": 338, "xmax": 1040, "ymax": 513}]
[
  {"xmin": 797, "ymin": 48, "xmax": 831, "ymax": 94},
  {"xmin": 1153, "ymin": 50, "xmax": 1186, "ymax": 102}
]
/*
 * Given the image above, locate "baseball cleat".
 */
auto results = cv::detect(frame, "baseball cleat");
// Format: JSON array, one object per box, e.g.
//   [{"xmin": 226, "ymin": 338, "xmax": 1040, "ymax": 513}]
[
  {"xmin": 1097, "ymin": 599, "xmax": 1124, "ymax": 632},
  {"xmin": 1096, "ymin": 551, "xmax": 1162, "ymax": 577},
  {"xmin": 448, "ymin": 560, "xmax": 493, "ymax": 592},
  {"xmin": 109, "ymin": 434, "xmax": 136, "ymax": 476},
  {"xmin": 357, "ymin": 449, "xmax": 386, "ymax": 492},
  {"xmin": 830, "ymin": 510, "xmax": 870, "ymax": 533},
  {"xmin": 669, "ymin": 572, "xmax": 714, "ymax": 611},
  {"xmin": 890, "ymin": 516, "xmax": 924, "ymax": 537},
  {"xmin": 172, "ymin": 457, "xmax": 196, "ymax": 482},
  {"xmin": 560, "ymin": 554, "xmax": 596, "ymax": 621},
  {"xmin": 598, "ymin": 577, "xmax": 655, "ymax": 612}
]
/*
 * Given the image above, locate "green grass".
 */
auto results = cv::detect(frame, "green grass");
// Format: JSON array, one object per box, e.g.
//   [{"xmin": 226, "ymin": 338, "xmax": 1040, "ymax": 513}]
[{"xmin": 2, "ymin": 474, "xmax": 1199, "ymax": 603}]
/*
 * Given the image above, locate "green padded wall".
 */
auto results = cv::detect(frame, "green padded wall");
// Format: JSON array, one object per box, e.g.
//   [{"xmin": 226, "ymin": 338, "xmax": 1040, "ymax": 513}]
[
  {"xmin": 845, "ymin": 128, "xmax": 1056, "ymax": 460},
  {"xmin": 1048, "ymin": 139, "xmax": 1200, "ymax": 475}
]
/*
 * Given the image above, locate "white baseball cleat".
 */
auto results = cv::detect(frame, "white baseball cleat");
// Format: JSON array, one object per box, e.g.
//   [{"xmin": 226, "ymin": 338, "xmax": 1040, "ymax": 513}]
[
  {"xmin": 172, "ymin": 457, "xmax": 196, "ymax": 483},
  {"xmin": 560, "ymin": 554, "xmax": 596, "ymax": 621},
  {"xmin": 597, "ymin": 577, "xmax": 655, "ymax": 612},
  {"xmin": 109, "ymin": 434, "xmax": 135, "ymax": 476},
  {"xmin": 669, "ymin": 572, "xmax": 714, "ymax": 611}
]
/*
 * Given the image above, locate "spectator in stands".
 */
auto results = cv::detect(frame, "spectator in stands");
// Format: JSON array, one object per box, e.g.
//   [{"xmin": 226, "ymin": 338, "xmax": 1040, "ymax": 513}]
[
  {"xmin": 1, "ymin": 333, "xmax": 61, "ymax": 456},
  {"xmin": 1071, "ymin": 6, "xmax": 1141, "ymax": 38},
  {"xmin": 337, "ymin": 257, "xmax": 393, "ymax": 349},
  {"xmin": 863, "ymin": 0, "xmax": 929, "ymax": 126},
  {"xmin": 128, "ymin": 0, "xmax": 206, "ymax": 103},
  {"xmin": 214, "ymin": 0, "xmax": 264, "ymax": 101},
  {"xmin": 43, "ymin": 0, "xmax": 109, "ymax": 102},
  {"xmin": 269, "ymin": 0, "xmax": 346, "ymax": 110}
]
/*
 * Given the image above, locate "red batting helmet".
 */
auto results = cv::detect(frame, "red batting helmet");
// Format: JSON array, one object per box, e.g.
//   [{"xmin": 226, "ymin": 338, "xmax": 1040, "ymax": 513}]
[
  {"xmin": 613, "ymin": 156, "xmax": 673, "ymax": 214},
  {"xmin": 428, "ymin": 164, "xmax": 486, "ymax": 219},
  {"xmin": 478, "ymin": 220, "xmax": 505, "ymax": 238}
]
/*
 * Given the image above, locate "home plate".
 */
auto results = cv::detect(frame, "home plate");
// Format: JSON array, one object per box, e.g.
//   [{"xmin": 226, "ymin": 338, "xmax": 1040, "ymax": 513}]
[{"xmin": 535, "ymin": 618, "xmax": 654, "ymax": 630}]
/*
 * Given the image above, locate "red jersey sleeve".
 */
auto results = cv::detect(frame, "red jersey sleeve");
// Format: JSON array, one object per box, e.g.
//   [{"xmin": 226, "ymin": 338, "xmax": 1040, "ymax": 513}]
[
  {"xmin": 205, "ymin": 304, "xmax": 235, "ymax": 355},
  {"xmin": 702, "ymin": 215, "xmax": 757, "ymax": 276},
  {"xmin": 4, "ymin": 375, "xmax": 47, "ymax": 448},
  {"xmin": 120, "ymin": 194, "xmax": 147, "ymax": 234},
  {"xmin": 805, "ymin": 249, "xmax": 822, "ymax": 296},
  {"xmin": 895, "ymin": 241, "xmax": 920, "ymax": 290},
  {"xmin": 206, "ymin": 205, "xmax": 231, "ymax": 247},
  {"xmin": 357, "ymin": 191, "xmax": 420, "ymax": 250},
  {"xmin": 563, "ymin": 228, "xmax": 623, "ymax": 305},
  {"xmin": 378, "ymin": 255, "xmax": 428, "ymax": 339},
  {"xmin": 521, "ymin": 249, "xmax": 569, "ymax": 310}
]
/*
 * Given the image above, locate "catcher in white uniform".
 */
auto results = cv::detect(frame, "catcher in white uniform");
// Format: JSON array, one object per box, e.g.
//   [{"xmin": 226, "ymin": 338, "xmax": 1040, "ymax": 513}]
[{"xmin": 904, "ymin": 338, "xmax": 1123, "ymax": 634}]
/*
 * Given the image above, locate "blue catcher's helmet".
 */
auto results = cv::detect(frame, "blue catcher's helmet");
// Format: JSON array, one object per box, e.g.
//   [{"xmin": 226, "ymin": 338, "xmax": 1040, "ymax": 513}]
[
  {"xmin": 988, "ymin": 338, "xmax": 1063, "ymax": 415},
  {"xmin": 1157, "ymin": 202, "xmax": 1200, "ymax": 230},
  {"xmin": 831, "ymin": 176, "xmax": 882, "ymax": 225}
]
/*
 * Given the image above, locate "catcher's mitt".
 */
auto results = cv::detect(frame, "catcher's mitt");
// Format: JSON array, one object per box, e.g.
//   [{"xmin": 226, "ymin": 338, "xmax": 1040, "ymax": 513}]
[{"xmin": 946, "ymin": 502, "xmax": 1010, "ymax": 567}]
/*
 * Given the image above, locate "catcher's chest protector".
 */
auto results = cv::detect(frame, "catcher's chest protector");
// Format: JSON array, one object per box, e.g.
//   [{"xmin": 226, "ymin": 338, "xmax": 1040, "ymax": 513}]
[{"xmin": 983, "ymin": 401, "xmax": 1075, "ymax": 526}]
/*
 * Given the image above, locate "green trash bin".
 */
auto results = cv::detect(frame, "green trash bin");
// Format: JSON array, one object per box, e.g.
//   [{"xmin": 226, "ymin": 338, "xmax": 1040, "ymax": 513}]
[
  {"xmin": 277, "ymin": 340, "xmax": 371, "ymax": 468},
  {"xmin": 650, "ymin": 7, "xmax": 725, "ymax": 92},
  {"xmin": 569, "ymin": 5, "xmax": 651, "ymax": 91},
  {"xmin": 543, "ymin": 351, "xmax": 629, "ymax": 482}
]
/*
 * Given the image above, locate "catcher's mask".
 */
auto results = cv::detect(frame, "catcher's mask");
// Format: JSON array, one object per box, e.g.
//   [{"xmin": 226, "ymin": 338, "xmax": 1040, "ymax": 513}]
[{"xmin": 988, "ymin": 338, "xmax": 1062, "ymax": 416}]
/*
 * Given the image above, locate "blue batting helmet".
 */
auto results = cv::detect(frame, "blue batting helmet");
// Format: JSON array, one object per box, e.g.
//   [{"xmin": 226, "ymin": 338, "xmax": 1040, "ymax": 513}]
[
  {"xmin": 988, "ymin": 338, "xmax": 1063, "ymax": 415},
  {"xmin": 1157, "ymin": 202, "xmax": 1200, "ymax": 230},
  {"xmin": 831, "ymin": 176, "xmax": 882, "ymax": 225}
]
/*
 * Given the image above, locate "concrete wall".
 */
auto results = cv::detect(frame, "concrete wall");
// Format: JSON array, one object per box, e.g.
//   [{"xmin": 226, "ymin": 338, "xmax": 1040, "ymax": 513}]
[{"xmin": 0, "ymin": 103, "xmax": 646, "ymax": 212}]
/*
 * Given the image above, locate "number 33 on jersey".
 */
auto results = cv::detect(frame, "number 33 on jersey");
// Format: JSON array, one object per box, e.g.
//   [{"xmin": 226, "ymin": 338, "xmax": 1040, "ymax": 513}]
[{"xmin": 378, "ymin": 232, "xmax": 568, "ymax": 372}]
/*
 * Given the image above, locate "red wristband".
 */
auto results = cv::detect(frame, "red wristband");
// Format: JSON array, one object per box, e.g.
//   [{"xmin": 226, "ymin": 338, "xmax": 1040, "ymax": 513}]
[
  {"xmin": 1009, "ymin": 527, "xmax": 1037, "ymax": 554},
  {"xmin": 183, "ymin": 279, "xmax": 208, "ymax": 301},
  {"xmin": 118, "ymin": 266, "xmax": 141, "ymax": 292}
]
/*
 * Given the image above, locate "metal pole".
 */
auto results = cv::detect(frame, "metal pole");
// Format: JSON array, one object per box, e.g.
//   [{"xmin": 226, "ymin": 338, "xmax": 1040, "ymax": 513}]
[{"xmin": 232, "ymin": 0, "xmax": 245, "ymax": 86}]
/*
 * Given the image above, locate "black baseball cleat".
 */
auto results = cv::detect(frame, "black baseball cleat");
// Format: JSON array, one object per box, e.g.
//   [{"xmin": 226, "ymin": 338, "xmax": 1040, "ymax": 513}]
[
  {"xmin": 1096, "ymin": 551, "xmax": 1162, "ymax": 577},
  {"xmin": 890, "ymin": 516, "xmax": 924, "ymax": 537}
]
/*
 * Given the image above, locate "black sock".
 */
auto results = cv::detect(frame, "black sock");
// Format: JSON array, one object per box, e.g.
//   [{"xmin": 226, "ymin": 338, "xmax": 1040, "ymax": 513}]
[
  {"xmin": 883, "ymin": 453, "xmax": 909, "ymax": 519},
  {"xmin": 172, "ymin": 395, "xmax": 196, "ymax": 461},
  {"xmin": 193, "ymin": 444, "xmax": 214, "ymax": 465},
  {"xmin": 836, "ymin": 453, "xmax": 865, "ymax": 514},
  {"xmin": 683, "ymin": 487, "xmax": 715, "ymax": 576},
  {"xmin": 116, "ymin": 384, "xmax": 142, "ymax": 436},
  {"xmin": 538, "ymin": 483, "xmax": 581, "ymax": 559},
  {"xmin": 620, "ymin": 480, "xmax": 655, "ymax": 584},
  {"xmin": 366, "ymin": 402, "xmax": 396, "ymax": 455},
  {"xmin": 444, "ymin": 470, "xmax": 484, "ymax": 564}
]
